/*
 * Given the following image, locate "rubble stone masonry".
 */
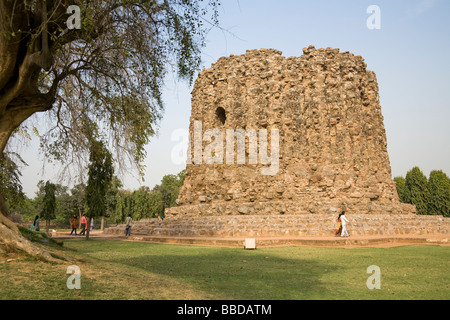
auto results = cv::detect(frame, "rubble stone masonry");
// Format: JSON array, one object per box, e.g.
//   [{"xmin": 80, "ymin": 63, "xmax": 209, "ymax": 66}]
[{"xmin": 167, "ymin": 45, "xmax": 416, "ymax": 217}]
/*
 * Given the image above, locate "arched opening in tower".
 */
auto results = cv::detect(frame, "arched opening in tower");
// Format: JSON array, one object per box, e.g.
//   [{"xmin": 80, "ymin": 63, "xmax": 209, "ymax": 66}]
[{"xmin": 215, "ymin": 107, "xmax": 226, "ymax": 125}]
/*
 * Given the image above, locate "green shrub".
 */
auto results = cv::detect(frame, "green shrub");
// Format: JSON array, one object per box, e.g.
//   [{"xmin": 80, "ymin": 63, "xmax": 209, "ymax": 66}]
[
  {"xmin": 394, "ymin": 176, "xmax": 408, "ymax": 203},
  {"xmin": 405, "ymin": 167, "xmax": 430, "ymax": 215},
  {"xmin": 428, "ymin": 170, "xmax": 450, "ymax": 217}
]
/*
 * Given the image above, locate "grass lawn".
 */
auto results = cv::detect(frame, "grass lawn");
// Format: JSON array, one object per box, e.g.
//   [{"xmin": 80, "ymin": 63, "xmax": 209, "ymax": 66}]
[{"xmin": 1, "ymin": 239, "xmax": 449, "ymax": 300}]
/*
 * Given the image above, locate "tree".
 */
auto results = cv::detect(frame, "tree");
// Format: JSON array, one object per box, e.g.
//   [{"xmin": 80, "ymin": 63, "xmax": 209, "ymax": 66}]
[
  {"xmin": 106, "ymin": 170, "xmax": 185, "ymax": 222},
  {"xmin": 85, "ymin": 140, "xmax": 113, "ymax": 239},
  {"xmin": 40, "ymin": 181, "xmax": 56, "ymax": 232},
  {"xmin": 0, "ymin": 0, "xmax": 219, "ymax": 256},
  {"xmin": 55, "ymin": 191, "xmax": 76, "ymax": 226},
  {"xmin": 0, "ymin": 152, "xmax": 26, "ymax": 211},
  {"xmin": 70, "ymin": 183, "xmax": 86, "ymax": 224},
  {"xmin": 105, "ymin": 176, "xmax": 123, "ymax": 224},
  {"xmin": 394, "ymin": 176, "xmax": 408, "ymax": 203},
  {"xmin": 405, "ymin": 167, "xmax": 430, "ymax": 215},
  {"xmin": 148, "ymin": 189, "xmax": 165, "ymax": 218},
  {"xmin": 0, "ymin": 0, "xmax": 219, "ymax": 156},
  {"xmin": 158, "ymin": 170, "xmax": 186, "ymax": 215},
  {"xmin": 132, "ymin": 186, "xmax": 152, "ymax": 221},
  {"xmin": 9, "ymin": 196, "xmax": 37, "ymax": 220},
  {"xmin": 428, "ymin": 170, "xmax": 450, "ymax": 217},
  {"xmin": 112, "ymin": 189, "xmax": 133, "ymax": 224},
  {"xmin": 0, "ymin": 151, "xmax": 56, "ymax": 259}
]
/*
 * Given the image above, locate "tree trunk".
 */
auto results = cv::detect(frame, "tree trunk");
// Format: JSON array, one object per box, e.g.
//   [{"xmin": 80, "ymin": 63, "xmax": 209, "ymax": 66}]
[
  {"xmin": 101, "ymin": 216, "xmax": 105, "ymax": 231},
  {"xmin": 85, "ymin": 226, "xmax": 90, "ymax": 241},
  {"xmin": 0, "ymin": 194, "xmax": 9, "ymax": 218},
  {"xmin": 0, "ymin": 116, "xmax": 16, "ymax": 156},
  {"xmin": 0, "ymin": 2, "xmax": 61, "ymax": 261},
  {"xmin": 0, "ymin": 115, "xmax": 58, "ymax": 261},
  {"xmin": 0, "ymin": 194, "xmax": 56, "ymax": 261}
]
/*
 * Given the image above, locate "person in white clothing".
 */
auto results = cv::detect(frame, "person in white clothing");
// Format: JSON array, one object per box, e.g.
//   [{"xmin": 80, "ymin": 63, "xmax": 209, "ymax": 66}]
[{"xmin": 338, "ymin": 211, "xmax": 350, "ymax": 237}]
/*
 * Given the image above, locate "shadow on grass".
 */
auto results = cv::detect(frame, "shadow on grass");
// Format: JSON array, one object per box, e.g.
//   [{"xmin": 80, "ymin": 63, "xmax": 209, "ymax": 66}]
[{"xmin": 107, "ymin": 245, "xmax": 340, "ymax": 299}]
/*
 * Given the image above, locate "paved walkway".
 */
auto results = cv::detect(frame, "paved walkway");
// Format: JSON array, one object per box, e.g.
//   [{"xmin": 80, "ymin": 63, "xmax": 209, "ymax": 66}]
[{"xmin": 51, "ymin": 230, "xmax": 449, "ymax": 248}]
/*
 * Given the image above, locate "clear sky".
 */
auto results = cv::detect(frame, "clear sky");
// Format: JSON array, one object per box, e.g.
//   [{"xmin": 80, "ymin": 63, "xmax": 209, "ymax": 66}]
[{"xmin": 16, "ymin": 0, "xmax": 450, "ymax": 197}]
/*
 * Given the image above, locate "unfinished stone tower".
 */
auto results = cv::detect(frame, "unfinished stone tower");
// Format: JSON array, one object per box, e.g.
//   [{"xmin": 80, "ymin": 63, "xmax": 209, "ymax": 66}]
[{"xmin": 167, "ymin": 45, "xmax": 415, "ymax": 217}]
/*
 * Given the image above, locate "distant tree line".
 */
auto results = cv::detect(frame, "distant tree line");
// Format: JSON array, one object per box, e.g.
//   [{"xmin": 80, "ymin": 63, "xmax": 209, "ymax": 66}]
[
  {"xmin": 106, "ymin": 170, "xmax": 185, "ymax": 224},
  {"xmin": 8, "ymin": 170, "xmax": 185, "ymax": 228},
  {"xmin": 394, "ymin": 167, "xmax": 450, "ymax": 217}
]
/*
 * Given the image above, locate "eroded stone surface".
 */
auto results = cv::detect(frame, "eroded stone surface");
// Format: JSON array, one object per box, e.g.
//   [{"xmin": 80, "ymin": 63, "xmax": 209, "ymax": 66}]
[{"xmin": 168, "ymin": 46, "xmax": 415, "ymax": 216}]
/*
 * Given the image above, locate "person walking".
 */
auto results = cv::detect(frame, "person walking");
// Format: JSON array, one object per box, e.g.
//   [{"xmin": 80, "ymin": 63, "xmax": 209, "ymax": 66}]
[
  {"xmin": 70, "ymin": 215, "xmax": 78, "ymax": 235},
  {"xmin": 30, "ymin": 215, "xmax": 40, "ymax": 232},
  {"xmin": 338, "ymin": 211, "xmax": 350, "ymax": 237},
  {"xmin": 334, "ymin": 215, "xmax": 342, "ymax": 236},
  {"xmin": 158, "ymin": 215, "xmax": 164, "ymax": 228},
  {"xmin": 79, "ymin": 215, "xmax": 87, "ymax": 235},
  {"xmin": 125, "ymin": 214, "xmax": 133, "ymax": 237}
]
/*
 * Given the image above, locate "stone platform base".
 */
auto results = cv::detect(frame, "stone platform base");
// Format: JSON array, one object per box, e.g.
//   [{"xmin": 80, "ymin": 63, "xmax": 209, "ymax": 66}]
[
  {"xmin": 165, "ymin": 201, "xmax": 416, "ymax": 217},
  {"xmin": 118, "ymin": 235, "xmax": 449, "ymax": 248},
  {"xmin": 104, "ymin": 214, "xmax": 449, "ymax": 241}
]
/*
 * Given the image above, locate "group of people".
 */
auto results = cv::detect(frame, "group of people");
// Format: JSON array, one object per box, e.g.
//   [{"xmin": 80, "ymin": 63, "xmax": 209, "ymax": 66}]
[
  {"xmin": 28, "ymin": 214, "xmax": 94, "ymax": 235},
  {"xmin": 68, "ymin": 214, "xmax": 163, "ymax": 237},
  {"xmin": 70, "ymin": 215, "xmax": 94, "ymax": 235}
]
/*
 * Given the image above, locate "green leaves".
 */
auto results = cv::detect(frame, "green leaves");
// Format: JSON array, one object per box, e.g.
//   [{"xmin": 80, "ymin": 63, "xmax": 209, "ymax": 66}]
[
  {"xmin": 0, "ymin": 152, "xmax": 27, "ymax": 209},
  {"xmin": 29, "ymin": 0, "xmax": 220, "ymax": 180},
  {"xmin": 396, "ymin": 167, "xmax": 450, "ymax": 217},
  {"xmin": 41, "ymin": 181, "xmax": 57, "ymax": 221},
  {"xmin": 107, "ymin": 170, "xmax": 185, "ymax": 223},
  {"xmin": 405, "ymin": 167, "xmax": 430, "ymax": 215},
  {"xmin": 394, "ymin": 176, "xmax": 408, "ymax": 203},
  {"xmin": 85, "ymin": 140, "xmax": 114, "ymax": 219},
  {"xmin": 428, "ymin": 170, "xmax": 450, "ymax": 217}
]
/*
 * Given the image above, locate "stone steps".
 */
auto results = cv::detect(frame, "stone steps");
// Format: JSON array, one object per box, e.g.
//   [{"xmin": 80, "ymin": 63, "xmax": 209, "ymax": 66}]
[{"xmin": 104, "ymin": 214, "xmax": 449, "ymax": 238}]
